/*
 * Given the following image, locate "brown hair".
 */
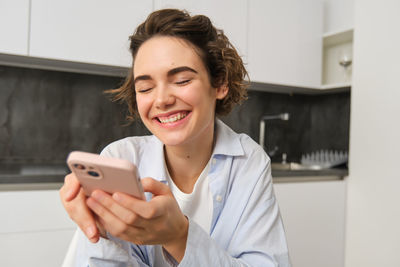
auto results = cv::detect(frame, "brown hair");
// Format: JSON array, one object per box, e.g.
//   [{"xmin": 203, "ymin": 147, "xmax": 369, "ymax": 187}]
[{"xmin": 108, "ymin": 9, "xmax": 248, "ymax": 121}]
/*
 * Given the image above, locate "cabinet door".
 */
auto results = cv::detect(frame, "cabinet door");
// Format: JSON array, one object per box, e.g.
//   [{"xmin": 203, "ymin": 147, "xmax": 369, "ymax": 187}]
[
  {"xmin": 29, "ymin": 0, "xmax": 152, "ymax": 67},
  {"xmin": 323, "ymin": 0, "xmax": 354, "ymax": 33},
  {"xmin": 154, "ymin": 0, "xmax": 248, "ymax": 61},
  {"xmin": 248, "ymin": 0, "xmax": 322, "ymax": 88},
  {"xmin": 274, "ymin": 179, "xmax": 346, "ymax": 267},
  {"xmin": 0, "ymin": 0, "xmax": 30, "ymax": 55},
  {"xmin": 0, "ymin": 190, "xmax": 76, "ymax": 266}
]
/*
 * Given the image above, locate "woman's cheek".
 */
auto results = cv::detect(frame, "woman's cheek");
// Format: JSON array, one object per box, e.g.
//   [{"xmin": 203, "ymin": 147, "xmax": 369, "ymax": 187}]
[{"xmin": 136, "ymin": 95, "xmax": 152, "ymax": 118}]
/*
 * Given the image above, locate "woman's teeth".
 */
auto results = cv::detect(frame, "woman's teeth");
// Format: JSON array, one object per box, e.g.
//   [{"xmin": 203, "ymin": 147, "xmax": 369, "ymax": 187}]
[{"xmin": 158, "ymin": 112, "xmax": 187, "ymax": 123}]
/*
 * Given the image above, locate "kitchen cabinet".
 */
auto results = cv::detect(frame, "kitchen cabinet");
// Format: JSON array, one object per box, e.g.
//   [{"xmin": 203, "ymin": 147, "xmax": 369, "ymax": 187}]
[
  {"xmin": 153, "ymin": 0, "xmax": 248, "ymax": 61},
  {"xmin": 247, "ymin": 0, "xmax": 323, "ymax": 88},
  {"xmin": 323, "ymin": 0, "xmax": 354, "ymax": 34},
  {"xmin": 0, "ymin": 190, "xmax": 75, "ymax": 266},
  {"xmin": 274, "ymin": 179, "xmax": 346, "ymax": 267},
  {"xmin": 0, "ymin": 0, "xmax": 30, "ymax": 55},
  {"xmin": 29, "ymin": 0, "xmax": 152, "ymax": 67}
]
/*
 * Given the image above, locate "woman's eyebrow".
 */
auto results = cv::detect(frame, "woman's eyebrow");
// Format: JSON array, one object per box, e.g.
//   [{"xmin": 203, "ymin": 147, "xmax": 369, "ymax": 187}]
[
  {"xmin": 134, "ymin": 75, "xmax": 151, "ymax": 84},
  {"xmin": 134, "ymin": 66, "xmax": 197, "ymax": 84},
  {"xmin": 167, "ymin": 66, "xmax": 198, "ymax": 76}
]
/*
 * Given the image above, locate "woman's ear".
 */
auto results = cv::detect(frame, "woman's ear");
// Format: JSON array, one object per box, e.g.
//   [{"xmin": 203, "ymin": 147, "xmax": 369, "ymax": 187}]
[{"xmin": 216, "ymin": 83, "xmax": 229, "ymax": 100}]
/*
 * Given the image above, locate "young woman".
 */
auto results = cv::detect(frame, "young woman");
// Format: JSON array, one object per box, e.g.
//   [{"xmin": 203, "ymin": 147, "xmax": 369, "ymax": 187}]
[{"xmin": 60, "ymin": 9, "xmax": 290, "ymax": 266}]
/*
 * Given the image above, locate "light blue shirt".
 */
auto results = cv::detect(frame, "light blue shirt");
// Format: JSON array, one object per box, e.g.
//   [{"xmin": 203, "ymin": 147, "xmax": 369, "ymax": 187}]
[{"xmin": 73, "ymin": 119, "xmax": 291, "ymax": 266}]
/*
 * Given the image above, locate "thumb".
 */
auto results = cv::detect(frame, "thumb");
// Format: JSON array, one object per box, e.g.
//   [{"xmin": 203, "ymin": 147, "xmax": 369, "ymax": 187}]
[{"xmin": 141, "ymin": 177, "xmax": 171, "ymax": 196}]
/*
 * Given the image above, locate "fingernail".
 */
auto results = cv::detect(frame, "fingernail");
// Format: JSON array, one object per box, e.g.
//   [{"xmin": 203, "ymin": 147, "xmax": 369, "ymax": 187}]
[
  {"xmin": 112, "ymin": 193, "xmax": 122, "ymax": 202},
  {"xmin": 65, "ymin": 189, "xmax": 74, "ymax": 200},
  {"xmin": 86, "ymin": 226, "xmax": 96, "ymax": 238},
  {"xmin": 89, "ymin": 237, "xmax": 99, "ymax": 243},
  {"xmin": 91, "ymin": 190, "xmax": 104, "ymax": 201}
]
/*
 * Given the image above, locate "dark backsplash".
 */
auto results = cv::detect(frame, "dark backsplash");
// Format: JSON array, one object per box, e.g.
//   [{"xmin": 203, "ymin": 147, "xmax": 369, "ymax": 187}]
[
  {"xmin": 0, "ymin": 65, "xmax": 350, "ymax": 164},
  {"xmin": 222, "ymin": 89, "xmax": 350, "ymax": 162}
]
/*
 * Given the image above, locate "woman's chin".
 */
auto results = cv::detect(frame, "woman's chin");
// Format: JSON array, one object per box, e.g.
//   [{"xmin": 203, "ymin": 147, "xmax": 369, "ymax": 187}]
[{"xmin": 159, "ymin": 136, "xmax": 188, "ymax": 147}]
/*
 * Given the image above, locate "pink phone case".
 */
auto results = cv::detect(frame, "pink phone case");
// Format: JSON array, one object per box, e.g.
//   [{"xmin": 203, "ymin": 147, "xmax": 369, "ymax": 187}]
[{"xmin": 67, "ymin": 151, "xmax": 145, "ymax": 200}]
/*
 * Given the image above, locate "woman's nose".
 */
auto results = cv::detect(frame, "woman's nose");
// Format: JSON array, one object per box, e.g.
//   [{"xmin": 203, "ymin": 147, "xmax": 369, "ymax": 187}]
[{"xmin": 155, "ymin": 85, "xmax": 175, "ymax": 109}]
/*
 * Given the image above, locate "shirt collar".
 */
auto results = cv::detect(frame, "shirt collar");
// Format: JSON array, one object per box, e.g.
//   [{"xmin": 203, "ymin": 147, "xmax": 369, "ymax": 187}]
[
  {"xmin": 141, "ymin": 135, "xmax": 169, "ymax": 183},
  {"xmin": 213, "ymin": 119, "xmax": 244, "ymax": 157},
  {"xmin": 141, "ymin": 119, "xmax": 244, "ymax": 180}
]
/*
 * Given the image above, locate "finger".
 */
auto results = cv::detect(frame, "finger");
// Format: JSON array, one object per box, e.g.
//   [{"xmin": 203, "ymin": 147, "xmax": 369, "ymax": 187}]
[
  {"xmin": 91, "ymin": 190, "xmax": 145, "ymax": 227},
  {"xmin": 60, "ymin": 173, "xmax": 81, "ymax": 201},
  {"xmin": 141, "ymin": 177, "xmax": 171, "ymax": 196},
  {"xmin": 65, "ymin": 188, "xmax": 100, "ymax": 243},
  {"xmin": 87, "ymin": 196, "xmax": 132, "ymax": 237},
  {"xmin": 113, "ymin": 191, "xmax": 165, "ymax": 219}
]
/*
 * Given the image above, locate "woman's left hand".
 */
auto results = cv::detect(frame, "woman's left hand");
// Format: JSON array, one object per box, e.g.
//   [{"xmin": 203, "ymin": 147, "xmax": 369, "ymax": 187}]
[{"xmin": 86, "ymin": 177, "xmax": 188, "ymax": 262}]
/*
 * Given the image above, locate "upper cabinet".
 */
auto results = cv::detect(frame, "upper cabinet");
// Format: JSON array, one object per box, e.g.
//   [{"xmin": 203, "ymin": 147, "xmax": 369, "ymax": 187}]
[
  {"xmin": 29, "ymin": 0, "xmax": 153, "ymax": 67},
  {"xmin": 323, "ymin": 0, "xmax": 354, "ymax": 34},
  {"xmin": 1, "ymin": 0, "xmax": 330, "ymax": 89},
  {"xmin": 247, "ymin": 0, "xmax": 323, "ymax": 88},
  {"xmin": 0, "ymin": 0, "xmax": 30, "ymax": 56},
  {"xmin": 153, "ymin": 0, "xmax": 248, "ymax": 62}
]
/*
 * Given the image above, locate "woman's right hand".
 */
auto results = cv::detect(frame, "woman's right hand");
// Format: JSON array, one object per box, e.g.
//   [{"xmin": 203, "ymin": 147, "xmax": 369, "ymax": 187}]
[{"xmin": 59, "ymin": 173, "xmax": 102, "ymax": 243}]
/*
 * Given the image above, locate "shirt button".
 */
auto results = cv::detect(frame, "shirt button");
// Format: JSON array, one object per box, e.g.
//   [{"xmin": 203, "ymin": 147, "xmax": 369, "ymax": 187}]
[
  {"xmin": 212, "ymin": 158, "xmax": 217, "ymax": 165},
  {"xmin": 216, "ymin": 195, "xmax": 223, "ymax": 202}
]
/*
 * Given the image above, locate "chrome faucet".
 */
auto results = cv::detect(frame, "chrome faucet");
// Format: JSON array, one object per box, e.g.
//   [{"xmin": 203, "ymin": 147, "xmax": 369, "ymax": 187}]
[{"xmin": 259, "ymin": 113, "xmax": 290, "ymax": 154}]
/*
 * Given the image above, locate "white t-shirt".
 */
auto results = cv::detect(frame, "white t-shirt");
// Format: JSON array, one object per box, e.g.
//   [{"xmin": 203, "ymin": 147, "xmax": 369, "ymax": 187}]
[{"xmin": 166, "ymin": 160, "xmax": 213, "ymax": 234}]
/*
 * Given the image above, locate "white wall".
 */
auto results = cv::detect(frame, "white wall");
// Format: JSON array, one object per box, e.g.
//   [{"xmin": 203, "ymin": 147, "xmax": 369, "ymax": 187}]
[
  {"xmin": 345, "ymin": 1, "xmax": 400, "ymax": 266},
  {"xmin": 323, "ymin": 0, "xmax": 354, "ymax": 33}
]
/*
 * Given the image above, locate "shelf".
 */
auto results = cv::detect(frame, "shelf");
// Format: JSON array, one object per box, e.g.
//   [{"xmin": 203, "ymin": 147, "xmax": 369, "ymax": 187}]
[
  {"xmin": 321, "ymin": 82, "xmax": 351, "ymax": 90},
  {"xmin": 323, "ymin": 28, "xmax": 354, "ymax": 47},
  {"xmin": 322, "ymin": 28, "xmax": 354, "ymax": 86}
]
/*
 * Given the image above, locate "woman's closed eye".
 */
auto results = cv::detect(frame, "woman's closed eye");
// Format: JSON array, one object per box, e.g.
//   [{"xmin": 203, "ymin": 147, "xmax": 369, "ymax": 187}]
[
  {"xmin": 135, "ymin": 81, "xmax": 154, "ymax": 93},
  {"xmin": 137, "ymin": 87, "xmax": 153, "ymax": 93},
  {"xmin": 175, "ymin": 79, "xmax": 191, "ymax": 85}
]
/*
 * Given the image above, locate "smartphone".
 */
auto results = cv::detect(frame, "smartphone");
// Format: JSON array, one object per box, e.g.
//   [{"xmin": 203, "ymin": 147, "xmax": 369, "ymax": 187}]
[{"xmin": 66, "ymin": 151, "xmax": 145, "ymax": 200}]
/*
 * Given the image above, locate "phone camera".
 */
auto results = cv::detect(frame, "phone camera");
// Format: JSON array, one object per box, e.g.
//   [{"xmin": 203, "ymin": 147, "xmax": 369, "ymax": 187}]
[
  {"xmin": 73, "ymin": 163, "xmax": 85, "ymax": 170},
  {"xmin": 87, "ymin": 170, "xmax": 100, "ymax": 177}
]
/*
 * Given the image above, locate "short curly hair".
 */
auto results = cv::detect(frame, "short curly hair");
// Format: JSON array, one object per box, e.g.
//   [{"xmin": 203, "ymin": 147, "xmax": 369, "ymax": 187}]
[{"xmin": 108, "ymin": 9, "xmax": 248, "ymax": 121}]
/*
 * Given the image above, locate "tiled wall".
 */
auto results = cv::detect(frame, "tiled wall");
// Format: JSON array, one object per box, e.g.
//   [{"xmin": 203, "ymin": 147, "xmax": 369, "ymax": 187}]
[{"xmin": 0, "ymin": 65, "xmax": 350, "ymax": 164}]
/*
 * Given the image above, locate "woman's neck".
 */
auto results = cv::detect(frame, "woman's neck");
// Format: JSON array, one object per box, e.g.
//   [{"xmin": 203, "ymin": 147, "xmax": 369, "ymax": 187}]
[{"xmin": 164, "ymin": 121, "xmax": 215, "ymax": 193}]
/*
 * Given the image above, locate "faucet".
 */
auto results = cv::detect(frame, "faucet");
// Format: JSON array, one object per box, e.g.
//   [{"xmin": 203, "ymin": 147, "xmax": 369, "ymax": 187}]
[{"xmin": 259, "ymin": 113, "xmax": 290, "ymax": 155}]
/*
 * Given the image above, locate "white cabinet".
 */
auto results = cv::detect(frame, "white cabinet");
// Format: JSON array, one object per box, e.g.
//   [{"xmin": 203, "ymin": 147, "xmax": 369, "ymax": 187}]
[
  {"xmin": 0, "ymin": 190, "xmax": 75, "ymax": 267},
  {"xmin": 323, "ymin": 0, "xmax": 354, "ymax": 34},
  {"xmin": 29, "ymin": 0, "xmax": 153, "ymax": 67},
  {"xmin": 248, "ymin": 0, "xmax": 323, "ymax": 88},
  {"xmin": 154, "ymin": 0, "xmax": 248, "ymax": 61},
  {"xmin": 274, "ymin": 179, "xmax": 346, "ymax": 267},
  {"xmin": 0, "ymin": 0, "xmax": 30, "ymax": 55}
]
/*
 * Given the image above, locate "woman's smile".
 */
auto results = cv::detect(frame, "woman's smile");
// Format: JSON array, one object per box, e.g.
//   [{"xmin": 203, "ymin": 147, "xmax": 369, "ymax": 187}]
[{"xmin": 154, "ymin": 110, "xmax": 191, "ymax": 127}]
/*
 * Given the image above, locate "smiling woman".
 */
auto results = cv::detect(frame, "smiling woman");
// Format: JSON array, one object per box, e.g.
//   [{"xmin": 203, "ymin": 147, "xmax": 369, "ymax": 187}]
[{"xmin": 59, "ymin": 8, "xmax": 291, "ymax": 267}]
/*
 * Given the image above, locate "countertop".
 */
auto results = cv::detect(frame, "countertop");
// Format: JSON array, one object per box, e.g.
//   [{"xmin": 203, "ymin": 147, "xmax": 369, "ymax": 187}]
[
  {"xmin": 272, "ymin": 167, "xmax": 348, "ymax": 178},
  {"xmin": 0, "ymin": 162, "xmax": 348, "ymax": 190},
  {"xmin": 272, "ymin": 167, "xmax": 348, "ymax": 183}
]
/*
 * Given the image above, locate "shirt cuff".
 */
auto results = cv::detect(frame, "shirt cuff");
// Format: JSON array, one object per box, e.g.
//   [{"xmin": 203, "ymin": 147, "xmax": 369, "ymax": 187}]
[
  {"xmin": 178, "ymin": 218, "xmax": 212, "ymax": 266},
  {"xmin": 76, "ymin": 229, "xmax": 131, "ymax": 265}
]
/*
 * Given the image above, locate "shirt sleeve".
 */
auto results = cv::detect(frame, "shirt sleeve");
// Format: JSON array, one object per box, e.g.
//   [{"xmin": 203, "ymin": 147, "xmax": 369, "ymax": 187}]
[
  {"xmin": 72, "ymin": 228, "xmax": 150, "ymax": 267},
  {"xmin": 177, "ymin": 165, "xmax": 291, "ymax": 267}
]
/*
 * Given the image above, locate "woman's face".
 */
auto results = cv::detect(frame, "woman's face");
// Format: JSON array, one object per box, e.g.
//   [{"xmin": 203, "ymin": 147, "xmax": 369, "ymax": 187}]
[{"xmin": 133, "ymin": 36, "xmax": 227, "ymax": 147}]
